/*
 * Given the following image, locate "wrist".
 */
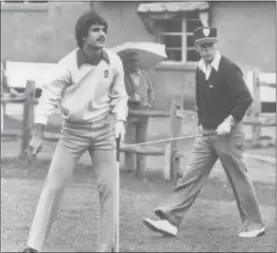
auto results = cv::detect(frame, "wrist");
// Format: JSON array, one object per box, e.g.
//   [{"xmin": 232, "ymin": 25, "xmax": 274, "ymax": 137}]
[{"xmin": 225, "ymin": 115, "xmax": 236, "ymax": 126}]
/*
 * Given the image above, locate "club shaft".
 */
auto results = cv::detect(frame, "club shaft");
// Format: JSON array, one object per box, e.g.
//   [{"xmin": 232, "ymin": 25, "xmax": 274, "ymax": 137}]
[
  {"xmin": 115, "ymin": 162, "xmax": 120, "ymax": 252},
  {"xmin": 123, "ymin": 132, "xmax": 216, "ymax": 148},
  {"xmin": 115, "ymin": 137, "xmax": 121, "ymax": 252}
]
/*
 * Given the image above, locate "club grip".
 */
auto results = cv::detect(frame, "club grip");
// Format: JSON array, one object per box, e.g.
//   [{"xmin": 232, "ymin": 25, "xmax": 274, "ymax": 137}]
[{"xmin": 202, "ymin": 132, "xmax": 216, "ymax": 137}]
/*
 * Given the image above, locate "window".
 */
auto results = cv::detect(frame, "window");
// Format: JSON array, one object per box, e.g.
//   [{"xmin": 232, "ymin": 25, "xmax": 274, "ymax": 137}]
[
  {"xmin": 156, "ymin": 19, "xmax": 183, "ymax": 62},
  {"xmin": 156, "ymin": 11, "xmax": 204, "ymax": 63}
]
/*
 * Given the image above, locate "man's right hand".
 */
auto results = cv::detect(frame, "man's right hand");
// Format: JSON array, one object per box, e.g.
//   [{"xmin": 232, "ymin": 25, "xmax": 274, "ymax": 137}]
[
  {"xmin": 27, "ymin": 136, "xmax": 43, "ymax": 158},
  {"xmin": 27, "ymin": 123, "xmax": 45, "ymax": 158}
]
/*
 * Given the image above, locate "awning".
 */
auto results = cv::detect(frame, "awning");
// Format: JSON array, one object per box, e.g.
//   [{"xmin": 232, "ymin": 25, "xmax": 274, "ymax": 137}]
[
  {"xmin": 137, "ymin": 2, "xmax": 209, "ymax": 14},
  {"xmin": 137, "ymin": 2, "xmax": 210, "ymax": 35}
]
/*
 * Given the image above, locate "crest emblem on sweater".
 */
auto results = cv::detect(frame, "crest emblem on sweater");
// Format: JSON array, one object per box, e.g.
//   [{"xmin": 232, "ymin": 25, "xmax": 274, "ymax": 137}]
[
  {"xmin": 203, "ymin": 28, "xmax": 210, "ymax": 37},
  {"xmin": 104, "ymin": 70, "xmax": 109, "ymax": 78}
]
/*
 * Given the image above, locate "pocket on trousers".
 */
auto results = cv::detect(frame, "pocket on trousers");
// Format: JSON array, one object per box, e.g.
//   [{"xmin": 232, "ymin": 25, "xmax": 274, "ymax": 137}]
[
  {"xmin": 230, "ymin": 128, "xmax": 245, "ymax": 153},
  {"xmin": 235, "ymin": 142, "xmax": 245, "ymax": 151}
]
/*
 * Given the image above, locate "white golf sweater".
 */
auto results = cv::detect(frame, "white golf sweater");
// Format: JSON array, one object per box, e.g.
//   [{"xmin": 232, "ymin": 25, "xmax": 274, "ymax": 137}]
[{"xmin": 35, "ymin": 48, "xmax": 129, "ymax": 125}]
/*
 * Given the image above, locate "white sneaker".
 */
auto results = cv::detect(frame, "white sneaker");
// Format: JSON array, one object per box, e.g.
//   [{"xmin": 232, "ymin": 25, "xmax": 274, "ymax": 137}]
[
  {"xmin": 238, "ymin": 227, "xmax": 265, "ymax": 238},
  {"xmin": 143, "ymin": 218, "xmax": 178, "ymax": 236}
]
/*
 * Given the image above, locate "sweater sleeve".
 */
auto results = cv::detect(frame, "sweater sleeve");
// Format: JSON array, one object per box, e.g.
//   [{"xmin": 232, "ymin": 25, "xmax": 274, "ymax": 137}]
[
  {"xmin": 145, "ymin": 71, "xmax": 155, "ymax": 102},
  {"xmin": 225, "ymin": 63, "xmax": 253, "ymax": 121},
  {"xmin": 109, "ymin": 54, "xmax": 129, "ymax": 122},
  {"xmin": 35, "ymin": 61, "xmax": 71, "ymax": 125}
]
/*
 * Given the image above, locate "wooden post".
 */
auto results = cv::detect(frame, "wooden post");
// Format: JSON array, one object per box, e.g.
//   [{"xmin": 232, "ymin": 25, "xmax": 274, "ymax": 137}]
[
  {"xmin": 1, "ymin": 59, "xmax": 7, "ymax": 131},
  {"xmin": 164, "ymin": 143, "xmax": 171, "ymax": 180},
  {"xmin": 164, "ymin": 95, "xmax": 182, "ymax": 181},
  {"xmin": 124, "ymin": 117, "xmax": 137, "ymax": 172},
  {"xmin": 20, "ymin": 80, "xmax": 36, "ymax": 157},
  {"xmin": 252, "ymin": 69, "xmax": 261, "ymax": 145},
  {"xmin": 135, "ymin": 118, "xmax": 142, "ymax": 177},
  {"xmin": 135, "ymin": 115, "xmax": 150, "ymax": 177},
  {"xmin": 172, "ymin": 151, "xmax": 184, "ymax": 179},
  {"xmin": 1, "ymin": 103, "xmax": 3, "ymax": 132}
]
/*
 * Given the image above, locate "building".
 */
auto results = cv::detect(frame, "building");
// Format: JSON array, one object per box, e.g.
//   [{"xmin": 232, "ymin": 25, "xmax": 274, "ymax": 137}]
[{"xmin": 1, "ymin": 1, "xmax": 276, "ymax": 111}]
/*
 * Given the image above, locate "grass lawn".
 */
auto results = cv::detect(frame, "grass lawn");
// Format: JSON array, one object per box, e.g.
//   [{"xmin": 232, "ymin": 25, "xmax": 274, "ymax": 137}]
[{"xmin": 1, "ymin": 158, "xmax": 275, "ymax": 252}]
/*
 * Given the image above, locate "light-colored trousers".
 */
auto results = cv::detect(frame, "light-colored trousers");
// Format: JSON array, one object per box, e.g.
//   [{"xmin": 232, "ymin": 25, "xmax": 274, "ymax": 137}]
[
  {"xmin": 27, "ymin": 118, "xmax": 117, "ymax": 252},
  {"xmin": 154, "ymin": 123, "xmax": 264, "ymax": 231}
]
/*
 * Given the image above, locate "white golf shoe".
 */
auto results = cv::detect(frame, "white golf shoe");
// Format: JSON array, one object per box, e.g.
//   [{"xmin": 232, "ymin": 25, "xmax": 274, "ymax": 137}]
[
  {"xmin": 143, "ymin": 218, "xmax": 178, "ymax": 236},
  {"xmin": 238, "ymin": 227, "xmax": 265, "ymax": 238}
]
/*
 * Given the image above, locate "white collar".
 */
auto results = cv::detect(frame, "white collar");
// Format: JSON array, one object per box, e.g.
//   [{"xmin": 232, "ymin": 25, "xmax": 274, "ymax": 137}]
[{"xmin": 198, "ymin": 51, "xmax": 221, "ymax": 73}]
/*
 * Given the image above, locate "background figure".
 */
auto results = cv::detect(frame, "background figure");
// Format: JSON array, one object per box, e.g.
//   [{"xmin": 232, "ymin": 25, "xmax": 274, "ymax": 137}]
[
  {"xmin": 120, "ymin": 51, "xmax": 155, "ymax": 176},
  {"xmin": 1, "ymin": 60, "xmax": 21, "ymax": 97}
]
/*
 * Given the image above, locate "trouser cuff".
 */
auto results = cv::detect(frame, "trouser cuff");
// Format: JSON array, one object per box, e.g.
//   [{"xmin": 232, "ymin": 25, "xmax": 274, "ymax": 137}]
[{"xmin": 154, "ymin": 209, "xmax": 180, "ymax": 227}]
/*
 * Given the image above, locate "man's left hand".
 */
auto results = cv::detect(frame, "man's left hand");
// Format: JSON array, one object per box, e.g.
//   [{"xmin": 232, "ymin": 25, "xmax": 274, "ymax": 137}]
[
  {"xmin": 215, "ymin": 116, "xmax": 235, "ymax": 136},
  {"xmin": 144, "ymin": 102, "xmax": 152, "ymax": 109},
  {"xmin": 114, "ymin": 120, "xmax": 126, "ymax": 141}
]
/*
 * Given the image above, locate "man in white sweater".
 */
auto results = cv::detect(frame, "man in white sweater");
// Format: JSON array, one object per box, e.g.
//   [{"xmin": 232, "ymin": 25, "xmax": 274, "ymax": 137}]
[{"xmin": 23, "ymin": 11, "xmax": 128, "ymax": 253}]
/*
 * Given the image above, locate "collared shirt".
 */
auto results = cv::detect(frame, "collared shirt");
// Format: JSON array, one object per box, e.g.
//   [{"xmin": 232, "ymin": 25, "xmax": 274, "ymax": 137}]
[
  {"xmin": 76, "ymin": 48, "xmax": 110, "ymax": 68},
  {"xmin": 35, "ymin": 47, "xmax": 128, "ymax": 125},
  {"xmin": 198, "ymin": 51, "xmax": 221, "ymax": 80}
]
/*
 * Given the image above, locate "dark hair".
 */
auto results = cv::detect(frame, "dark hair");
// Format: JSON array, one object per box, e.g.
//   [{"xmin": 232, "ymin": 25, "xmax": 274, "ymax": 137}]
[{"xmin": 75, "ymin": 10, "xmax": 108, "ymax": 48}]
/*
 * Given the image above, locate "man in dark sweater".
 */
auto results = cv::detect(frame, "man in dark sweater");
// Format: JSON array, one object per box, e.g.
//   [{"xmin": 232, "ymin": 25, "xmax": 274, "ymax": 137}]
[{"xmin": 143, "ymin": 26, "xmax": 265, "ymax": 238}]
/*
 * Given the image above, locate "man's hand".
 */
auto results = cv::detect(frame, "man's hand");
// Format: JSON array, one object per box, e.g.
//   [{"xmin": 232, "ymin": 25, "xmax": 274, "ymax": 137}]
[
  {"xmin": 198, "ymin": 124, "xmax": 203, "ymax": 135},
  {"xmin": 27, "ymin": 135, "xmax": 43, "ymax": 158},
  {"xmin": 149, "ymin": 92, "xmax": 155, "ymax": 105},
  {"xmin": 26, "ymin": 123, "xmax": 45, "ymax": 158},
  {"xmin": 216, "ymin": 115, "xmax": 236, "ymax": 136},
  {"xmin": 114, "ymin": 120, "xmax": 126, "ymax": 141},
  {"xmin": 144, "ymin": 102, "xmax": 152, "ymax": 109},
  {"xmin": 133, "ymin": 93, "xmax": 140, "ymax": 102}
]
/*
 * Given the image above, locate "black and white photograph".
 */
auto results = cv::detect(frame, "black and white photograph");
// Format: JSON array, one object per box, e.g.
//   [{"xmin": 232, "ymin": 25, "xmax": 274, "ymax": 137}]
[{"xmin": 1, "ymin": 0, "xmax": 276, "ymax": 252}]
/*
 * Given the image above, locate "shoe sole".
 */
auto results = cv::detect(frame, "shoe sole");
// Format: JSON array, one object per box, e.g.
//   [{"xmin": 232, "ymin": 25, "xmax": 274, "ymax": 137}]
[
  {"xmin": 239, "ymin": 230, "xmax": 266, "ymax": 238},
  {"xmin": 142, "ymin": 219, "xmax": 176, "ymax": 237}
]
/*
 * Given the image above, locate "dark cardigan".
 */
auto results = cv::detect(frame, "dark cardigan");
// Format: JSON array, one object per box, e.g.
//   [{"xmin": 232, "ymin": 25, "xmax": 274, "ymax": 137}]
[{"xmin": 196, "ymin": 55, "xmax": 253, "ymax": 129}]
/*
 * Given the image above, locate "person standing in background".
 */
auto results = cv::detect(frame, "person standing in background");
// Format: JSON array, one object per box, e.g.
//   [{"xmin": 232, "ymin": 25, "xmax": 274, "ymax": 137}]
[
  {"xmin": 1, "ymin": 60, "xmax": 21, "ymax": 131},
  {"xmin": 121, "ymin": 51, "xmax": 155, "ymax": 176}
]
